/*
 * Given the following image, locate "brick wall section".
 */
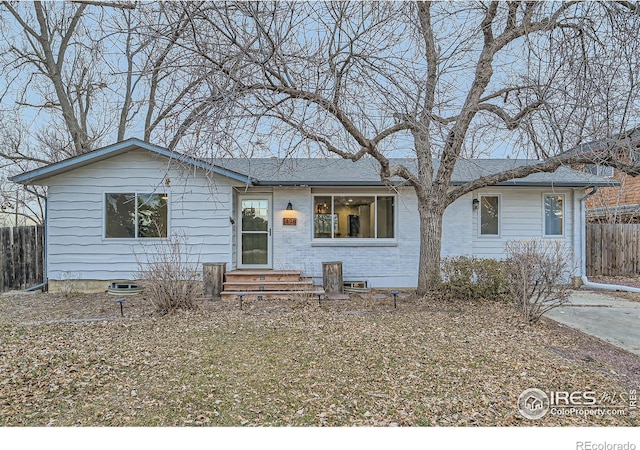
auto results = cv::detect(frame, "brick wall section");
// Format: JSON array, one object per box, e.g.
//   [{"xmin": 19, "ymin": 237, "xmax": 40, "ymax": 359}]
[{"xmin": 585, "ymin": 170, "xmax": 640, "ymax": 211}]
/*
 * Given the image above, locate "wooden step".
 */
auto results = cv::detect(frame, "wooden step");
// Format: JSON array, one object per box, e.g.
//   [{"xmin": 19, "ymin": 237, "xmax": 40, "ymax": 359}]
[
  {"xmin": 223, "ymin": 280, "xmax": 313, "ymax": 291},
  {"xmin": 220, "ymin": 290, "xmax": 324, "ymax": 301},
  {"xmin": 225, "ymin": 270, "xmax": 302, "ymax": 282}
]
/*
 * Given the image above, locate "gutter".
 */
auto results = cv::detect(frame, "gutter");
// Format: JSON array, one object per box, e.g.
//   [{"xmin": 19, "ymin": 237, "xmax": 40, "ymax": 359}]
[{"xmin": 579, "ymin": 186, "xmax": 640, "ymax": 293}]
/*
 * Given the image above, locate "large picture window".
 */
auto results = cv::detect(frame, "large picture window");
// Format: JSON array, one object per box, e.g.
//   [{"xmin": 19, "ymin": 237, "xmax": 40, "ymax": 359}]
[
  {"xmin": 313, "ymin": 195, "xmax": 394, "ymax": 239},
  {"xmin": 105, "ymin": 193, "xmax": 168, "ymax": 238},
  {"xmin": 544, "ymin": 194, "xmax": 564, "ymax": 236}
]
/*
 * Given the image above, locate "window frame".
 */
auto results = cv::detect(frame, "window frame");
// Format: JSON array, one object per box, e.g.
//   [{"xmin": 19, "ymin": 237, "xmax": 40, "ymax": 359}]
[
  {"xmin": 584, "ymin": 164, "xmax": 614, "ymax": 178},
  {"xmin": 311, "ymin": 193, "xmax": 397, "ymax": 245},
  {"xmin": 103, "ymin": 192, "xmax": 169, "ymax": 240},
  {"xmin": 542, "ymin": 193, "xmax": 565, "ymax": 237},
  {"xmin": 477, "ymin": 194, "xmax": 501, "ymax": 237}
]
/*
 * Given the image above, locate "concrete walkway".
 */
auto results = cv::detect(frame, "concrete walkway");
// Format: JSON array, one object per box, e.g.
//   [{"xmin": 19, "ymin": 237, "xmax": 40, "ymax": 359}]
[{"xmin": 545, "ymin": 290, "xmax": 640, "ymax": 356}]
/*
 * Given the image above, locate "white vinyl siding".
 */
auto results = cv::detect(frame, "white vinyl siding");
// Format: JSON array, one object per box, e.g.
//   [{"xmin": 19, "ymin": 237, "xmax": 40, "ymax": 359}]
[
  {"xmin": 471, "ymin": 188, "xmax": 576, "ymax": 260},
  {"xmin": 44, "ymin": 149, "xmax": 234, "ymax": 281}
]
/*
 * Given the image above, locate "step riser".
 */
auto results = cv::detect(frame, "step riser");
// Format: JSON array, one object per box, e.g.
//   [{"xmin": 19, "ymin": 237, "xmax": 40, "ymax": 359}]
[
  {"xmin": 224, "ymin": 282, "xmax": 313, "ymax": 291},
  {"xmin": 220, "ymin": 292, "xmax": 320, "ymax": 301},
  {"xmin": 225, "ymin": 274, "xmax": 302, "ymax": 282}
]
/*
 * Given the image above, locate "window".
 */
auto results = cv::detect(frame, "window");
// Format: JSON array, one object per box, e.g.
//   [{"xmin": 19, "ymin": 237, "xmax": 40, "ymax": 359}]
[
  {"xmin": 544, "ymin": 194, "xmax": 564, "ymax": 236},
  {"xmin": 584, "ymin": 164, "xmax": 613, "ymax": 177},
  {"xmin": 312, "ymin": 195, "xmax": 394, "ymax": 239},
  {"xmin": 105, "ymin": 193, "xmax": 168, "ymax": 238},
  {"xmin": 479, "ymin": 195, "xmax": 499, "ymax": 236}
]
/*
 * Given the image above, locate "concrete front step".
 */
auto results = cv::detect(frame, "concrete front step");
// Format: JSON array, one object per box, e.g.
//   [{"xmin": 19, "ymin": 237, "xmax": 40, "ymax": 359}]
[
  {"xmin": 220, "ymin": 290, "xmax": 324, "ymax": 301},
  {"xmin": 223, "ymin": 280, "xmax": 313, "ymax": 291},
  {"xmin": 225, "ymin": 269, "xmax": 302, "ymax": 283}
]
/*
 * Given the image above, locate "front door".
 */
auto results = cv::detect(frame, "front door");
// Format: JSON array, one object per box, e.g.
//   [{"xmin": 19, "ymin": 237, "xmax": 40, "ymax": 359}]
[{"xmin": 238, "ymin": 196, "xmax": 272, "ymax": 268}]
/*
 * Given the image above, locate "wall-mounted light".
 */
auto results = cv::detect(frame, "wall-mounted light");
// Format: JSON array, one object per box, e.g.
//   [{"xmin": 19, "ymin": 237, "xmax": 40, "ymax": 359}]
[
  {"xmin": 283, "ymin": 200, "xmax": 297, "ymax": 225},
  {"xmin": 472, "ymin": 198, "xmax": 479, "ymax": 211}
]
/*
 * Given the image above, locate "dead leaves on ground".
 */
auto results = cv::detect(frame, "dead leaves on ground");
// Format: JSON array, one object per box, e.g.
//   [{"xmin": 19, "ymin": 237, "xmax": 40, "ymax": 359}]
[{"xmin": 0, "ymin": 292, "xmax": 638, "ymax": 426}]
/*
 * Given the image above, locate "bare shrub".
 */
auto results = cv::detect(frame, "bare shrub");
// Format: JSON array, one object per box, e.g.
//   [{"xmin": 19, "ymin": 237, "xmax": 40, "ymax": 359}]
[
  {"xmin": 504, "ymin": 240, "xmax": 573, "ymax": 324},
  {"xmin": 440, "ymin": 256, "xmax": 508, "ymax": 301},
  {"xmin": 136, "ymin": 233, "xmax": 202, "ymax": 314},
  {"xmin": 59, "ymin": 271, "xmax": 80, "ymax": 298}
]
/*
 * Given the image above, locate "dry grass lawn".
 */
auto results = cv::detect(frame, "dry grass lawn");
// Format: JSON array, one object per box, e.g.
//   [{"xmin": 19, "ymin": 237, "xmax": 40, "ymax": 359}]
[{"xmin": 0, "ymin": 291, "xmax": 638, "ymax": 426}]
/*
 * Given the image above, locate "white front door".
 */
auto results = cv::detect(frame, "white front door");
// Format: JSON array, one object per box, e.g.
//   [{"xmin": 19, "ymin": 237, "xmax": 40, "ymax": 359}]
[{"xmin": 238, "ymin": 195, "xmax": 272, "ymax": 268}]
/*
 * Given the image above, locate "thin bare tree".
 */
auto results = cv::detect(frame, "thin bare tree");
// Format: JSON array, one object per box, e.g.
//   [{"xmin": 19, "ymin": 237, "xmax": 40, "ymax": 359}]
[{"xmin": 0, "ymin": 1, "xmax": 241, "ymax": 222}]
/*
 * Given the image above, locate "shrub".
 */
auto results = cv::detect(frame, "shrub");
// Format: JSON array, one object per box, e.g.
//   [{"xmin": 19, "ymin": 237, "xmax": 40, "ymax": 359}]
[
  {"xmin": 136, "ymin": 232, "xmax": 202, "ymax": 314},
  {"xmin": 504, "ymin": 239, "xmax": 573, "ymax": 324},
  {"xmin": 440, "ymin": 256, "xmax": 508, "ymax": 301}
]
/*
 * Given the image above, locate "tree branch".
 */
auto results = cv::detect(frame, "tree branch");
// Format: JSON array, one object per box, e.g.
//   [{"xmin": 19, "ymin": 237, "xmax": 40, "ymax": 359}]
[{"xmin": 478, "ymin": 100, "xmax": 544, "ymax": 130}]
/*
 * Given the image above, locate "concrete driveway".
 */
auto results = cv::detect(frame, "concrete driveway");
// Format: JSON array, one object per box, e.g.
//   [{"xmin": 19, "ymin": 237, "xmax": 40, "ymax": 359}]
[{"xmin": 545, "ymin": 290, "xmax": 640, "ymax": 356}]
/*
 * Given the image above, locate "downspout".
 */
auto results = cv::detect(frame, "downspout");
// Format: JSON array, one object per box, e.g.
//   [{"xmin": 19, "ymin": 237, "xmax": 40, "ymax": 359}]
[
  {"xmin": 580, "ymin": 186, "xmax": 640, "ymax": 293},
  {"xmin": 24, "ymin": 188, "xmax": 48, "ymax": 292}
]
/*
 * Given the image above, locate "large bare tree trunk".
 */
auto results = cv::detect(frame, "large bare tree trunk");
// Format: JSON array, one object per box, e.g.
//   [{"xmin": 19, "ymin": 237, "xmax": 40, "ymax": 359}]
[{"xmin": 416, "ymin": 194, "xmax": 445, "ymax": 295}]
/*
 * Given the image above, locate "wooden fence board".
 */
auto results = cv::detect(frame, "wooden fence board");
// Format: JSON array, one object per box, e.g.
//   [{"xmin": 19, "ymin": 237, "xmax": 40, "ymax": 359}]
[
  {"xmin": 586, "ymin": 223, "xmax": 640, "ymax": 276},
  {"xmin": 0, "ymin": 225, "xmax": 44, "ymax": 292}
]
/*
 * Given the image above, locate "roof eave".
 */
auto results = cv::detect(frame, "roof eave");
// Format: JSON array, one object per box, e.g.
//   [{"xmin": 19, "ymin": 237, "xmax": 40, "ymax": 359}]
[
  {"xmin": 451, "ymin": 181, "xmax": 620, "ymax": 188},
  {"xmin": 9, "ymin": 138, "xmax": 253, "ymax": 185},
  {"xmin": 254, "ymin": 180, "xmax": 408, "ymax": 187}
]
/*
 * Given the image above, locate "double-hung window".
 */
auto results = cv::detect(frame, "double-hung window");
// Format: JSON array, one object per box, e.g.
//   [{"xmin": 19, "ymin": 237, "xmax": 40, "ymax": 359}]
[
  {"xmin": 313, "ymin": 195, "xmax": 395, "ymax": 239},
  {"xmin": 105, "ymin": 193, "xmax": 168, "ymax": 238},
  {"xmin": 543, "ymin": 194, "xmax": 564, "ymax": 236}
]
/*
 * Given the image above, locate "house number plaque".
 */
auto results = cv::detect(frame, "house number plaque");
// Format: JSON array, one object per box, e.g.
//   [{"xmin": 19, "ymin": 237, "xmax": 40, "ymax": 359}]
[{"xmin": 283, "ymin": 217, "xmax": 297, "ymax": 226}]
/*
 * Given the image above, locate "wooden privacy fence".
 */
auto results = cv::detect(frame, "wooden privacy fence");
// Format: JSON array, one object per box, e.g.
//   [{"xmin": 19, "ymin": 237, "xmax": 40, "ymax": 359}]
[
  {"xmin": 0, "ymin": 225, "xmax": 45, "ymax": 292},
  {"xmin": 586, "ymin": 223, "xmax": 640, "ymax": 276}
]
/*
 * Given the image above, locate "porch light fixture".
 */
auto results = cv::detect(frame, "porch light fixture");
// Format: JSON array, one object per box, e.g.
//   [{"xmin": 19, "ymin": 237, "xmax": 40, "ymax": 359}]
[
  {"xmin": 283, "ymin": 201, "xmax": 297, "ymax": 225},
  {"xmin": 472, "ymin": 198, "xmax": 479, "ymax": 211}
]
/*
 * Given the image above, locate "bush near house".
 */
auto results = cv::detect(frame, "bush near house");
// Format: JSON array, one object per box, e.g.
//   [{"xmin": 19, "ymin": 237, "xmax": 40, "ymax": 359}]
[
  {"xmin": 504, "ymin": 239, "xmax": 573, "ymax": 324},
  {"xmin": 440, "ymin": 256, "xmax": 509, "ymax": 301},
  {"xmin": 136, "ymin": 233, "xmax": 201, "ymax": 314}
]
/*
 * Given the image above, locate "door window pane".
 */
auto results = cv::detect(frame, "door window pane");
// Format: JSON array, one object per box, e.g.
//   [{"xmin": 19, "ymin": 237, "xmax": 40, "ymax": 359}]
[
  {"xmin": 242, "ymin": 200, "xmax": 268, "ymax": 231},
  {"xmin": 480, "ymin": 196, "xmax": 499, "ymax": 235},
  {"xmin": 242, "ymin": 233, "xmax": 268, "ymax": 265}
]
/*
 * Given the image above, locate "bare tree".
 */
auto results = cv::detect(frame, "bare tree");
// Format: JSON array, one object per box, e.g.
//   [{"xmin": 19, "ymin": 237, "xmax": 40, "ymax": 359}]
[
  {"xmin": 0, "ymin": 1, "xmax": 242, "ymax": 222},
  {"xmin": 180, "ymin": 1, "xmax": 640, "ymax": 293}
]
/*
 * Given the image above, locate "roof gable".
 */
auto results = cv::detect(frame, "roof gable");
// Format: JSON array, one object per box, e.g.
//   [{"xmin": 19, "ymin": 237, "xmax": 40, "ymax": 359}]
[{"xmin": 9, "ymin": 138, "xmax": 253, "ymax": 185}]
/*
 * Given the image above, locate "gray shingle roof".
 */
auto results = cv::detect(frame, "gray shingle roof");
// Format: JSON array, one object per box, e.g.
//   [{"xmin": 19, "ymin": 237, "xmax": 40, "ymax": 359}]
[
  {"xmin": 212, "ymin": 157, "xmax": 616, "ymax": 187},
  {"xmin": 9, "ymin": 136, "xmax": 616, "ymax": 188}
]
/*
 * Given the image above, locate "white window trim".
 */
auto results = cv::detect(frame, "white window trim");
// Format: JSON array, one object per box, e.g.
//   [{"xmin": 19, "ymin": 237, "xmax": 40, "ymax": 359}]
[
  {"xmin": 542, "ymin": 193, "xmax": 565, "ymax": 237},
  {"xmin": 103, "ymin": 191, "xmax": 170, "ymax": 240},
  {"xmin": 478, "ymin": 193, "xmax": 501, "ymax": 238},
  {"xmin": 310, "ymin": 193, "xmax": 398, "ymax": 245}
]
